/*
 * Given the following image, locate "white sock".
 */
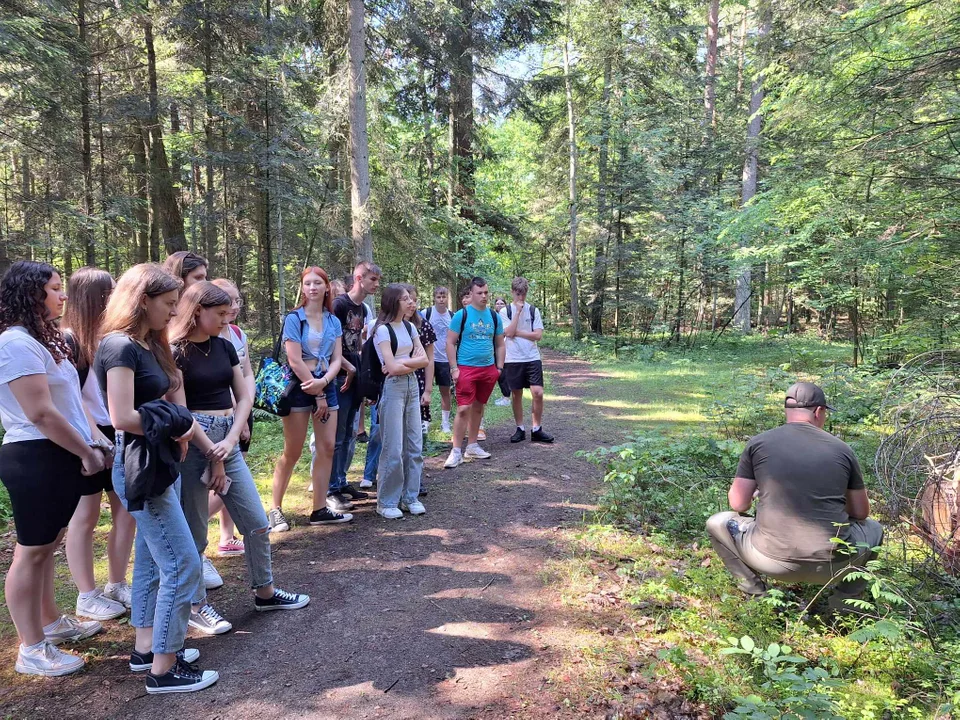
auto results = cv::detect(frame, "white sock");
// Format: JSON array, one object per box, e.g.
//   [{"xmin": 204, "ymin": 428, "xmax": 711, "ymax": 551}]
[
  {"xmin": 451, "ymin": 447, "xmax": 462, "ymax": 455},
  {"xmin": 104, "ymin": 581, "xmax": 125, "ymax": 591},
  {"xmin": 79, "ymin": 589, "xmax": 98, "ymax": 600},
  {"xmin": 42, "ymin": 618, "xmax": 61, "ymax": 633},
  {"xmin": 467, "ymin": 443, "xmax": 482, "ymax": 451},
  {"xmin": 21, "ymin": 639, "xmax": 45, "ymax": 653},
  {"xmin": 517, "ymin": 425, "xmax": 525, "ymax": 431},
  {"xmin": 442, "ymin": 410, "xmax": 450, "ymax": 425},
  {"xmin": 533, "ymin": 425, "xmax": 541, "ymax": 432}
]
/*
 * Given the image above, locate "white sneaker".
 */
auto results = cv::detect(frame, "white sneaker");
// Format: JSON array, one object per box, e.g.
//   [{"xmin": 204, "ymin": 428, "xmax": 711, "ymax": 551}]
[
  {"xmin": 189, "ymin": 604, "xmax": 232, "ymax": 635},
  {"xmin": 441, "ymin": 422, "xmax": 451, "ymax": 434},
  {"xmin": 103, "ymin": 581, "xmax": 132, "ymax": 609},
  {"xmin": 376, "ymin": 506, "xmax": 403, "ymax": 520},
  {"xmin": 76, "ymin": 590, "xmax": 126, "ymax": 621},
  {"xmin": 495, "ymin": 396, "xmax": 511, "ymax": 406},
  {"xmin": 44, "ymin": 615, "xmax": 103, "ymax": 645},
  {"xmin": 401, "ymin": 501, "xmax": 426, "ymax": 515},
  {"xmin": 444, "ymin": 449, "xmax": 463, "ymax": 469},
  {"xmin": 16, "ymin": 641, "xmax": 85, "ymax": 677},
  {"xmin": 202, "ymin": 556, "xmax": 223, "ymax": 590},
  {"xmin": 464, "ymin": 443, "xmax": 491, "ymax": 460},
  {"xmin": 359, "ymin": 478, "xmax": 374, "ymax": 489}
]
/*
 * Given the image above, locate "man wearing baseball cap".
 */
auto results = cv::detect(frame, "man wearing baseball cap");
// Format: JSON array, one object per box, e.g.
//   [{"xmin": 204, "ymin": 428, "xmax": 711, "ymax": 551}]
[{"xmin": 705, "ymin": 382, "xmax": 884, "ymax": 611}]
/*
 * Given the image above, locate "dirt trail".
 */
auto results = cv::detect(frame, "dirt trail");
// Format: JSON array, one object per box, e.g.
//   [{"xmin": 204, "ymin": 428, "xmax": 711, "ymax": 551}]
[{"xmin": 0, "ymin": 351, "xmax": 615, "ymax": 720}]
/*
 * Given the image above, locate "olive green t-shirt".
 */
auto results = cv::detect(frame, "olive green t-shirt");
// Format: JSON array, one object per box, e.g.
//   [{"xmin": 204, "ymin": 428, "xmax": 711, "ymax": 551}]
[{"xmin": 736, "ymin": 422, "xmax": 865, "ymax": 563}]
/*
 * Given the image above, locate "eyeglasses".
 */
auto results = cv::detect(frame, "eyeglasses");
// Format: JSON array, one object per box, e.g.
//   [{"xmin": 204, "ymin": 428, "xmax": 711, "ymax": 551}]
[{"xmin": 232, "ymin": 298, "xmax": 244, "ymax": 308}]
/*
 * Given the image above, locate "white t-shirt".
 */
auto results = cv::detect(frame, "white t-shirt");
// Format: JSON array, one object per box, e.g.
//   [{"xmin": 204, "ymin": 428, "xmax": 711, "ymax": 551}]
[
  {"xmin": 373, "ymin": 321, "xmax": 419, "ymax": 365},
  {"xmin": 499, "ymin": 304, "xmax": 544, "ymax": 364},
  {"xmin": 222, "ymin": 324, "xmax": 248, "ymax": 363},
  {"xmin": 0, "ymin": 327, "xmax": 94, "ymax": 445},
  {"xmin": 81, "ymin": 369, "xmax": 111, "ymax": 427},
  {"xmin": 427, "ymin": 307, "xmax": 453, "ymax": 362}
]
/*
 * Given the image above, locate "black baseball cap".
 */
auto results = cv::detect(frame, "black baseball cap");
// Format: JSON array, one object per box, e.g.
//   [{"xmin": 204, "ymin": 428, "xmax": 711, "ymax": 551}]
[{"xmin": 784, "ymin": 382, "xmax": 835, "ymax": 411}]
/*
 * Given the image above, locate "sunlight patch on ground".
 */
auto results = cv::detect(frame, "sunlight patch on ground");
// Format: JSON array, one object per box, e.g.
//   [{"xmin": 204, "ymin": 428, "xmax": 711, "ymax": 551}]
[{"xmin": 601, "ymin": 409, "xmax": 704, "ymax": 423}]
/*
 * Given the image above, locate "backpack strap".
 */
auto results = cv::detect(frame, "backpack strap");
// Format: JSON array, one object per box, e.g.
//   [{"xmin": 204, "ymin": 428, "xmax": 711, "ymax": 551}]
[
  {"xmin": 490, "ymin": 308, "xmax": 499, "ymax": 353},
  {"xmin": 425, "ymin": 307, "xmax": 433, "ymax": 322},
  {"xmin": 506, "ymin": 304, "xmax": 512, "ymax": 320},
  {"xmin": 386, "ymin": 323, "xmax": 398, "ymax": 356}
]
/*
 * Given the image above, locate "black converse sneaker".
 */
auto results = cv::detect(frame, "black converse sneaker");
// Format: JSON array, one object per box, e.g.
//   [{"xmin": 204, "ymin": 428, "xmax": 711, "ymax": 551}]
[
  {"xmin": 510, "ymin": 428, "xmax": 526, "ymax": 443},
  {"xmin": 339, "ymin": 484, "xmax": 370, "ymax": 500},
  {"xmin": 309, "ymin": 507, "xmax": 353, "ymax": 525},
  {"xmin": 130, "ymin": 647, "xmax": 200, "ymax": 672},
  {"xmin": 254, "ymin": 587, "xmax": 311, "ymax": 612},
  {"xmin": 145, "ymin": 656, "xmax": 219, "ymax": 694}
]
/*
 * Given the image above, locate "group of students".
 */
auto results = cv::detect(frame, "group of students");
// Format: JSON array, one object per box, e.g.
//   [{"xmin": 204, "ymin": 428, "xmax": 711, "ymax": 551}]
[{"xmin": 0, "ymin": 254, "xmax": 553, "ymax": 693}]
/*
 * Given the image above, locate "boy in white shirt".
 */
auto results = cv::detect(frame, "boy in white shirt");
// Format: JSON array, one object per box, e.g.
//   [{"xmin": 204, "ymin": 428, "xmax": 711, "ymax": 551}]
[{"xmin": 499, "ymin": 277, "xmax": 554, "ymax": 443}]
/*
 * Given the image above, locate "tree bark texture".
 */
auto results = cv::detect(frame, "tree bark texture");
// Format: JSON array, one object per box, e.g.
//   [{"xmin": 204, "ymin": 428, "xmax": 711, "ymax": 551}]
[
  {"xmin": 448, "ymin": 0, "xmax": 476, "ymax": 227},
  {"xmin": 703, "ymin": 0, "xmax": 719, "ymax": 132},
  {"xmin": 591, "ymin": 55, "xmax": 612, "ymax": 335},
  {"xmin": 563, "ymin": 21, "xmax": 582, "ymax": 341},
  {"xmin": 347, "ymin": 0, "xmax": 373, "ymax": 263},
  {"xmin": 78, "ymin": 0, "xmax": 96, "ymax": 265}
]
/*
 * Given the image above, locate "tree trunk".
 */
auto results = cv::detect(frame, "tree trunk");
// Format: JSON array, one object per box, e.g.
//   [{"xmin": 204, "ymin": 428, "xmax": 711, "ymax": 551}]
[
  {"xmin": 703, "ymin": 0, "xmax": 719, "ymax": 132},
  {"xmin": 734, "ymin": 1, "xmax": 770, "ymax": 334},
  {"xmin": 347, "ymin": 0, "xmax": 373, "ymax": 263},
  {"xmin": 448, "ymin": 0, "xmax": 475, "ymax": 227},
  {"xmin": 420, "ymin": 65, "xmax": 437, "ymax": 208},
  {"xmin": 591, "ymin": 55, "xmax": 612, "ymax": 335},
  {"xmin": 78, "ymin": 0, "xmax": 96, "ymax": 265},
  {"xmin": 563, "ymin": 11, "xmax": 581, "ymax": 341},
  {"xmin": 143, "ymin": 7, "xmax": 186, "ymax": 254},
  {"xmin": 203, "ymin": 3, "xmax": 217, "ymax": 272},
  {"xmin": 130, "ymin": 128, "xmax": 150, "ymax": 263}
]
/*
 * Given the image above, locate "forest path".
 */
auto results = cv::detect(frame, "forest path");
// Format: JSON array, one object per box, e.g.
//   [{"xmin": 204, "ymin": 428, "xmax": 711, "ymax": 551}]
[{"xmin": 0, "ymin": 350, "xmax": 619, "ymax": 720}]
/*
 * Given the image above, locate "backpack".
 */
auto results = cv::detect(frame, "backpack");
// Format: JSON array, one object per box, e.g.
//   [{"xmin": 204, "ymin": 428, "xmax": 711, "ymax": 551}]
[
  {"xmin": 505, "ymin": 303, "xmax": 538, "ymax": 326},
  {"xmin": 358, "ymin": 320, "xmax": 414, "ymax": 402},
  {"xmin": 455, "ymin": 307, "xmax": 500, "ymax": 361}
]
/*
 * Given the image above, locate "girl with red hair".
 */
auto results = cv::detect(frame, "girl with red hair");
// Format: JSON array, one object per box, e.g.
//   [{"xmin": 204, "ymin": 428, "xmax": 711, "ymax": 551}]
[{"xmin": 269, "ymin": 267, "xmax": 350, "ymax": 531}]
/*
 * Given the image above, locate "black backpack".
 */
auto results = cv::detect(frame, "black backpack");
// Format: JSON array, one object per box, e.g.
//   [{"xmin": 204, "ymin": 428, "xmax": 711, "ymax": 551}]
[
  {"xmin": 358, "ymin": 320, "xmax": 414, "ymax": 402},
  {"xmin": 505, "ymin": 303, "xmax": 538, "ymax": 326}
]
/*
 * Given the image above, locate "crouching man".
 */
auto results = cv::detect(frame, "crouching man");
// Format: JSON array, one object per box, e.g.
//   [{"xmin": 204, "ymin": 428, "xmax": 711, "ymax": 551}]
[{"xmin": 705, "ymin": 382, "xmax": 884, "ymax": 611}]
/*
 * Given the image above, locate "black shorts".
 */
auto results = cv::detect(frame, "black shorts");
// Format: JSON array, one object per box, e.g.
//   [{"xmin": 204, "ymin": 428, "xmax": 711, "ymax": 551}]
[
  {"xmin": 81, "ymin": 425, "xmax": 116, "ymax": 496},
  {"xmin": 504, "ymin": 360, "xmax": 544, "ymax": 391},
  {"xmin": 434, "ymin": 361, "xmax": 452, "ymax": 388},
  {"xmin": 238, "ymin": 412, "xmax": 255, "ymax": 453},
  {"xmin": 0, "ymin": 439, "xmax": 83, "ymax": 546}
]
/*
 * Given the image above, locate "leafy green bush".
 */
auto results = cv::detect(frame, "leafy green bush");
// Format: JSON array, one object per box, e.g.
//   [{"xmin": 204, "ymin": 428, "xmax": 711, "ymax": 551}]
[{"xmin": 583, "ymin": 434, "xmax": 740, "ymax": 538}]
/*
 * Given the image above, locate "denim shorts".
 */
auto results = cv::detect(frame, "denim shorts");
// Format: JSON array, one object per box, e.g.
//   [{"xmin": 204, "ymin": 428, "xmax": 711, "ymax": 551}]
[{"xmin": 288, "ymin": 378, "xmax": 339, "ymax": 413}]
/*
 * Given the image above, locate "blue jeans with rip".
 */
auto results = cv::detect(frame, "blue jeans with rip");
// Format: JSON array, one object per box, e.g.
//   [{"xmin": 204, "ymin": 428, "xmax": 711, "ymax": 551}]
[
  {"xmin": 113, "ymin": 433, "xmax": 199, "ymax": 655},
  {"xmin": 179, "ymin": 414, "xmax": 273, "ymax": 606},
  {"xmin": 376, "ymin": 374, "xmax": 423, "ymax": 508}
]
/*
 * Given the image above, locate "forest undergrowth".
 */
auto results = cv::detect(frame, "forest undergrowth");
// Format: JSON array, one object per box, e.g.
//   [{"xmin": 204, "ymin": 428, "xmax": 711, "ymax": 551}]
[{"xmin": 540, "ymin": 332, "xmax": 960, "ymax": 719}]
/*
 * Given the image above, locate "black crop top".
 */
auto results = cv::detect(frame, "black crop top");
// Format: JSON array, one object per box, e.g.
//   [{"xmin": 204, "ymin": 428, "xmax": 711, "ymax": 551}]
[
  {"xmin": 173, "ymin": 337, "xmax": 239, "ymax": 411},
  {"xmin": 94, "ymin": 332, "xmax": 172, "ymax": 410}
]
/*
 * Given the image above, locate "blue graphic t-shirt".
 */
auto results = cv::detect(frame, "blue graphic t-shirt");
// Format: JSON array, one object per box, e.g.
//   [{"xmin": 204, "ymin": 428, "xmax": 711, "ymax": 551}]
[{"xmin": 450, "ymin": 305, "xmax": 503, "ymax": 368}]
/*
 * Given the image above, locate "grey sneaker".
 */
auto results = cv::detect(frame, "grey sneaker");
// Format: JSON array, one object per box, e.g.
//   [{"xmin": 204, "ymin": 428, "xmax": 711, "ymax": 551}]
[
  {"xmin": 76, "ymin": 590, "xmax": 126, "ymax": 621},
  {"xmin": 44, "ymin": 615, "xmax": 103, "ymax": 645},
  {"xmin": 16, "ymin": 641, "xmax": 85, "ymax": 677},
  {"xmin": 326, "ymin": 492, "xmax": 354, "ymax": 513},
  {"xmin": 269, "ymin": 507, "xmax": 290, "ymax": 532},
  {"xmin": 188, "ymin": 604, "xmax": 232, "ymax": 635}
]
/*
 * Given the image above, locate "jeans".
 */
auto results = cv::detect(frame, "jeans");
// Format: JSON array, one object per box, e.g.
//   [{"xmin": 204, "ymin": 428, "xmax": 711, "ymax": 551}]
[
  {"xmin": 113, "ymin": 433, "xmax": 199, "ymax": 655},
  {"xmin": 179, "ymin": 414, "xmax": 273, "ymax": 606},
  {"xmin": 376, "ymin": 374, "xmax": 423, "ymax": 508},
  {"xmin": 706, "ymin": 511, "xmax": 883, "ymax": 608},
  {"xmin": 327, "ymin": 379, "xmax": 360, "ymax": 494},
  {"xmin": 363, "ymin": 402, "xmax": 382, "ymax": 483}
]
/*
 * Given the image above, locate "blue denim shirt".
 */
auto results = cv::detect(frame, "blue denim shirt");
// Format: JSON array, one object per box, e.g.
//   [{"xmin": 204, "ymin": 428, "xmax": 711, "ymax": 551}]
[{"xmin": 282, "ymin": 307, "xmax": 342, "ymax": 374}]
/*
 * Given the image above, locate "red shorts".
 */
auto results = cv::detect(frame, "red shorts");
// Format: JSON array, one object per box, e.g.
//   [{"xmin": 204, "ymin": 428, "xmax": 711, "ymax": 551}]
[{"xmin": 455, "ymin": 365, "xmax": 501, "ymax": 407}]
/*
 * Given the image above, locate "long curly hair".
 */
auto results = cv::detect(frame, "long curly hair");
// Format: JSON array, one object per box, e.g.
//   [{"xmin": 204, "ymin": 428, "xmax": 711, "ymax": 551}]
[
  {"xmin": 62, "ymin": 266, "xmax": 114, "ymax": 372},
  {"xmin": 100, "ymin": 263, "xmax": 182, "ymax": 390},
  {"xmin": 0, "ymin": 260, "xmax": 71, "ymax": 363}
]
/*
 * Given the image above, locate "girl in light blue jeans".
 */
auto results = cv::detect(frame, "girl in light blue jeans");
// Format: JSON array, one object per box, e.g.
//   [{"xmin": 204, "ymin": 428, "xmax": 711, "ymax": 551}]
[
  {"xmin": 169, "ymin": 282, "xmax": 310, "ymax": 634},
  {"xmin": 371, "ymin": 284, "xmax": 429, "ymax": 519}
]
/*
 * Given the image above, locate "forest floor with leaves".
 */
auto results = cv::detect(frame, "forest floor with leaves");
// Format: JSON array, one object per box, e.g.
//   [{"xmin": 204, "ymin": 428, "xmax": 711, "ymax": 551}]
[{"xmin": 0, "ymin": 349, "xmax": 705, "ymax": 720}]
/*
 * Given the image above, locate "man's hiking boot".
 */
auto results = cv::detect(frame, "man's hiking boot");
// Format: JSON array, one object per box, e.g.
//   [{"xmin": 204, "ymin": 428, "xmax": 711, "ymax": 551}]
[{"xmin": 510, "ymin": 428, "xmax": 526, "ymax": 443}]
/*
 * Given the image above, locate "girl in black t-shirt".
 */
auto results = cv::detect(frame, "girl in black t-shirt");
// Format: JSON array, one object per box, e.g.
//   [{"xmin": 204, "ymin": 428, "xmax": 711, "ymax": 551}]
[
  {"xmin": 169, "ymin": 283, "xmax": 309, "ymax": 633},
  {"xmin": 95, "ymin": 263, "xmax": 221, "ymax": 694}
]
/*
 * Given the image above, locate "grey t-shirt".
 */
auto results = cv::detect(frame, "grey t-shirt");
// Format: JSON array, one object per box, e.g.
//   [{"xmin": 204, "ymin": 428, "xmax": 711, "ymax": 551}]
[{"xmin": 736, "ymin": 422, "xmax": 865, "ymax": 563}]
